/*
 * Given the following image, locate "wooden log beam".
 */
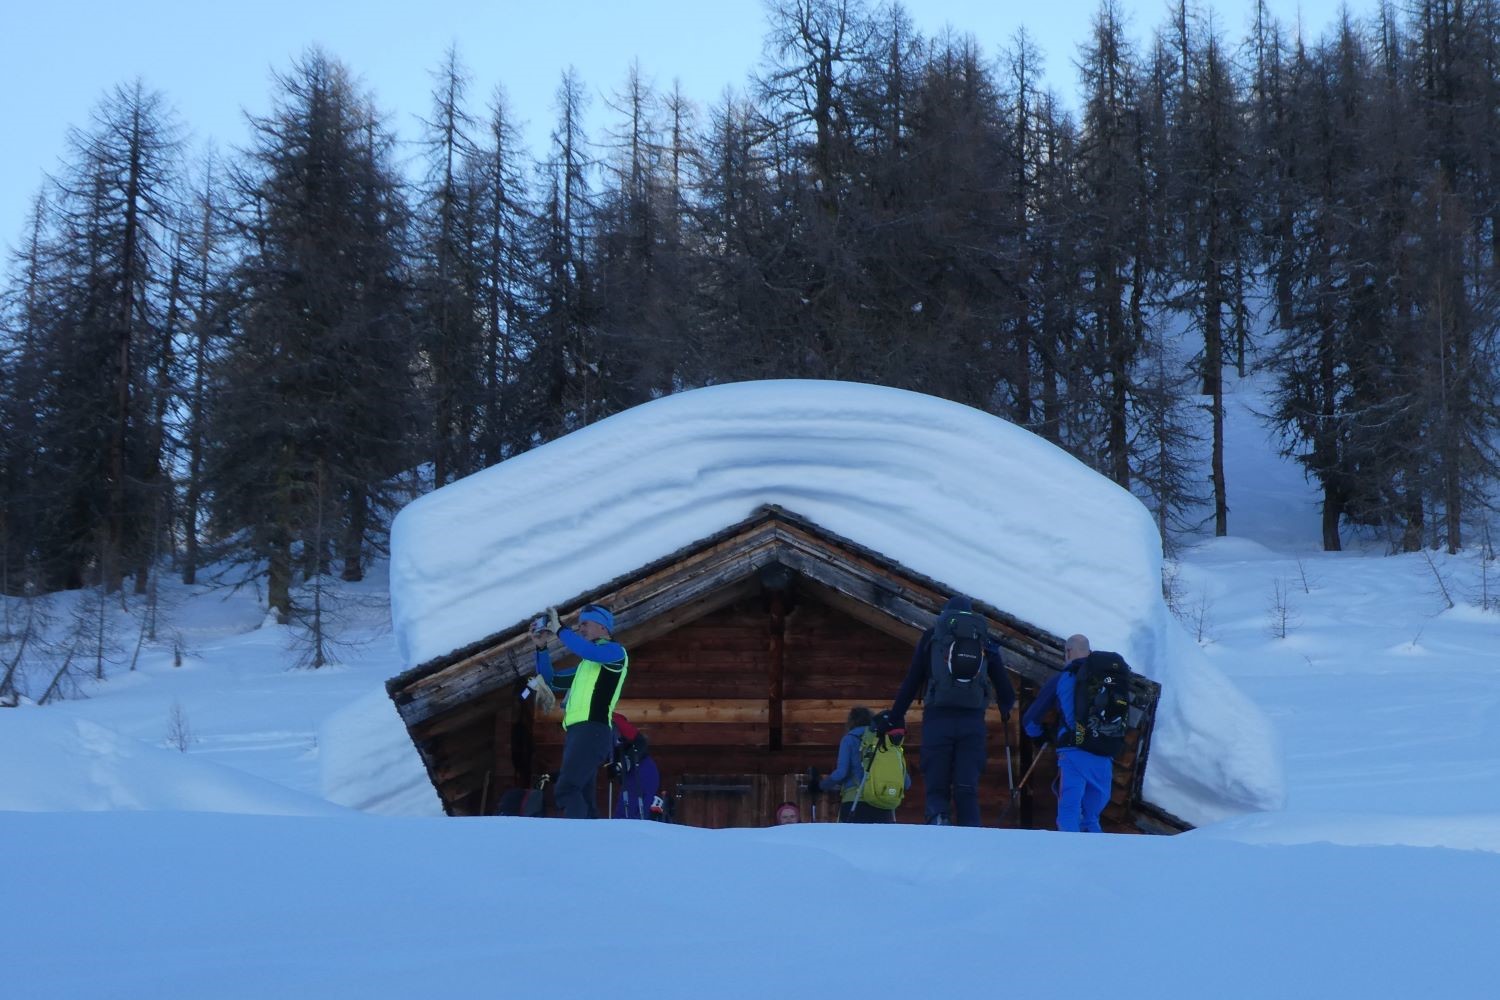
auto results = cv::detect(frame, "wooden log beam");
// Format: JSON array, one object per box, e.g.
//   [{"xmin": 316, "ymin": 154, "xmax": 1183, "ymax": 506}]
[
  {"xmin": 612, "ymin": 699, "xmax": 769, "ymax": 723},
  {"xmin": 780, "ymin": 698, "xmax": 1013, "ymax": 725}
]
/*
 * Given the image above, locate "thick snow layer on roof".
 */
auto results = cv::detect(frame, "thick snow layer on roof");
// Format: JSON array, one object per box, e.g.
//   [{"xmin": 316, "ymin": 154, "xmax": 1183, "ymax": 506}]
[{"xmin": 389, "ymin": 380, "xmax": 1282, "ymax": 823}]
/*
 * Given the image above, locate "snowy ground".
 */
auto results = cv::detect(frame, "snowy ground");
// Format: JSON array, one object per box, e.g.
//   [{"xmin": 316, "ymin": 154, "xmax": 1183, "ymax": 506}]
[{"xmin": 5, "ymin": 377, "xmax": 1500, "ymax": 997}]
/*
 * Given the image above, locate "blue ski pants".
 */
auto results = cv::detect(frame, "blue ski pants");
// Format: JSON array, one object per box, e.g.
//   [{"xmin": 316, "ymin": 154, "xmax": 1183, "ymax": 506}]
[{"xmin": 1056, "ymin": 748, "xmax": 1113, "ymax": 832}]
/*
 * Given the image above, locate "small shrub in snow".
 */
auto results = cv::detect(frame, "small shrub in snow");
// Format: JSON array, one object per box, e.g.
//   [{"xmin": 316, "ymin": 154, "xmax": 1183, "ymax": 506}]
[
  {"xmin": 1296, "ymin": 557, "xmax": 1317, "ymax": 594},
  {"xmin": 1165, "ymin": 563, "xmax": 1215, "ymax": 643},
  {"xmin": 165, "ymin": 701, "xmax": 195, "ymax": 752},
  {"xmin": 1420, "ymin": 549, "xmax": 1455, "ymax": 611},
  {"xmin": 1163, "ymin": 561, "xmax": 1185, "ymax": 614},
  {"xmin": 1267, "ymin": 579, "xmax": 1298, "ymax": 639},
  {"xmin": 1188, "ymin": 590, "xmax": 1216, "ymax": 644},
  {"xmin": 1471, "ymin": 524, "xmax": 1500, "ymax": 613}
]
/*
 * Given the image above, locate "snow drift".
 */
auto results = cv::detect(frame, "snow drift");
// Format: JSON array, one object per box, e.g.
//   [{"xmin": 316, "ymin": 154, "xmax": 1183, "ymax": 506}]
[{"xmin": 0, "ymin": 708, "xmax": 347, "ymax": 816}]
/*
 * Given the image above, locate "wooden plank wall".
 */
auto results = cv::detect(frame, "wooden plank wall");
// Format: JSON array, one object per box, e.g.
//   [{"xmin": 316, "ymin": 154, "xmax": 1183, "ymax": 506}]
[{"xmin": 529, "ymin": 592, "xmax": 1050, "ymax": 827}]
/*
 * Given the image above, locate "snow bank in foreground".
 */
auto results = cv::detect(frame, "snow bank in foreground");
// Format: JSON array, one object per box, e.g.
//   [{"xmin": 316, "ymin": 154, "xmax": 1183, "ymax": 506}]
[
  {"xmin": 3, "ymin": 811, "xmax": 1496, "ymax": 998},
  {"xmin": 0, "ymin": 708, "xmax": 346, "ymax": 816},
  {"xmin": 319, "ymin": 687, "xmax": 443, "ymax": 816},
  {"xmin": 389, "ymin": 380, "xmax": 1282, "ymax": 824}
]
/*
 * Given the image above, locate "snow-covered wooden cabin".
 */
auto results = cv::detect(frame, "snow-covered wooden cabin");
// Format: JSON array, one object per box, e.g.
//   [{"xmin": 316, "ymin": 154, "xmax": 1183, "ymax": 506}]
[{"xmin": 385, "ymin": 381, "xmax": 1282, "ymax": 831}]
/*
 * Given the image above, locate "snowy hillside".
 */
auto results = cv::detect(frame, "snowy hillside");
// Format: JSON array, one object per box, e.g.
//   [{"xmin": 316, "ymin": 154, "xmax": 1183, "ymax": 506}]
[{"xmin": 4, "ymin": 376, "xmax": 1500, "ymax": 997}]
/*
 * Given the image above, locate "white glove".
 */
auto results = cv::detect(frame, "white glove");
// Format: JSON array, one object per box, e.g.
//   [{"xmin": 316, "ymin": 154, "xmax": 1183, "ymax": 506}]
[
  {"xmin": 546, "ymin": 607, "xmax": 561, "ymax": 634},
  {"xmin": 526, "ymin": 675, "xmax": 558, "ymax": 713}
]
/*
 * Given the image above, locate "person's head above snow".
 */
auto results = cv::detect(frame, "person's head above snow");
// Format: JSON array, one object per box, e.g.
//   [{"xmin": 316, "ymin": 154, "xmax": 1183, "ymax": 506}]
[
  {"xmin": 578, "ymin": 603, "xmax": 615, "ymax": 637},
  {"xmin": 941, "ymin": 594, "xmax": 973, "ymax": 614},
  {"xmin": 1065, "ymin": 634, "xmax": 1092, "ymax": 663}
]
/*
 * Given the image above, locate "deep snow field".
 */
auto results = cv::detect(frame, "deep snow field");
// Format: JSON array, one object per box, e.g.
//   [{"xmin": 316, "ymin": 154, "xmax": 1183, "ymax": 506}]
[{"xmin": 4, "ymin": 377, "xmax": 1500, "ymax": 999}]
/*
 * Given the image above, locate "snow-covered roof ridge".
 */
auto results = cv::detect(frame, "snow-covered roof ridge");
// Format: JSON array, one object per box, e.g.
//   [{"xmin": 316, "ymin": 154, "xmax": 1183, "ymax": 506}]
[
  {"xmin": 391, "ymin": 380, "xmax": 1159, "ymax": 668},
  {"xmin": 388, "ymin": 379, "xmax": 1283, "ymax": 824}
]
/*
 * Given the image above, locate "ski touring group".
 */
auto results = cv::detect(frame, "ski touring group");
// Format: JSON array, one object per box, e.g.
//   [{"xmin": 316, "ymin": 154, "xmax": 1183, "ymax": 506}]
[{"xmin": 510, "ymin": 595, "xmax": 1134, "ymax": 832}]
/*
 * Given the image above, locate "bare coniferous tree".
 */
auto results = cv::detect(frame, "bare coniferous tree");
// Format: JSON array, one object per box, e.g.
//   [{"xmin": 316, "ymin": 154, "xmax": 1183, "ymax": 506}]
[
  {"xmin": 525, "ymin": 69, "xmax": 598, "ymax": 436},
  {"xmin": 414, "ymin": 46, "xmax": 485, "ymax": 487},
  {"xmin": 593, "ymin": 61, "xmax": 702, "ymax": 410},
  {"xmin": 1175, "ymin": 25, "xmax": 1251, "ymax": 536},
  {"xmin": 1267, "ymin": 30, "xmax": 1365, "ymax": 552},
  {"xmin": 0, "ymin": 196, "xmax": 55, "ymax": 594},
  {"xmin": 9, "ymin": 1, "xmax": 1500, "ymax": 580},
  {"xmin": 211, "ymin": 50, "xmax": 414, "ymax": 621},
  {"xmin": 473, "ymin": 86, "xmax": 536, "ymax": 466},
  {"xmin": 1267, "ymin": 578, "xmax": 1297, "ymax": 639},
  {"xmin": 165, "ymin": 701, "xmax": 195, "ymax": 751},
  {"xmin": 0, "ymin": 572, "xmax": 54, "ymax": 705},
  {"xmin": 180, "ymin": 153, "xmax": 231, "ymax": 586},
  {"xmin": 19, "ymin": 82, "xmax": 184, "ymax": 592},
  {"xmin": 754, "ymin": 0, "xmax": 874, "ymax": 378},
  {"xmin": 1074, "ymin": 1, "xmax": 1155, "ymax": 487}
]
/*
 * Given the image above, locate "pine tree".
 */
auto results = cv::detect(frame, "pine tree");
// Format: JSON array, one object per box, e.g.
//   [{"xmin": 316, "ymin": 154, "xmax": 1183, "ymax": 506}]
[
  {"xmin": 1074, "ymin": 1, "xmax": 1155, "ymax": 487},
  {"xmin": 179, "ymin": 154, "xmax": 232, "ymax": 586},
  {"xmin": 525, "ymin": 69, "xmax": 598, "ymax": 436},
  {"xmin": 414, "ymin": 46, "xmax": 485, "ymax": 487},
  {"xmin": 212, "ymin": 51, "xmax": 414, "ymax": 622},
  {"xmin": 24, "ymin": 82, "xmax": 184, "ymax": 591},
  {"xmin": 1176, "ymin": 25, "xmax": 1251, "ymax": 536},
  {"xmin": 472, "ymin": 87, "xmax": 537, "ymax": 466}
]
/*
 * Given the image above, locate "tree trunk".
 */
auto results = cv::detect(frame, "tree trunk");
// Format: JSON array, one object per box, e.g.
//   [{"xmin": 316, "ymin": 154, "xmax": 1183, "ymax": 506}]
[{"xmin": 341, "ymin": 485, "xmax": 366, "ymax": 582}]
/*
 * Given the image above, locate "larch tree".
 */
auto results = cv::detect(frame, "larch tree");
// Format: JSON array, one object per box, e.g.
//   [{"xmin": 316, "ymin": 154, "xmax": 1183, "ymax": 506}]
[{"xmin": 211, "ymin": 50, "xmax": 414, "ymax": 623}]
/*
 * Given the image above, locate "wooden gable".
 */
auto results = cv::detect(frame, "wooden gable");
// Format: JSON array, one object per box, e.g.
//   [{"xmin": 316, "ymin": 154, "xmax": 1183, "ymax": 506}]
[{"xmin": 386, "ymin": 505, "xmax": 1182, "ymax": 832}]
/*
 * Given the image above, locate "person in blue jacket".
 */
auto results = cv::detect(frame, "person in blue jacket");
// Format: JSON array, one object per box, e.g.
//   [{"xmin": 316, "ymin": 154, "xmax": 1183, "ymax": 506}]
[
  {"xmin": 531, "ymin": 604, "xmax": 629, "ymax": 819},
  {"xmin": 817, "ymin": 706, "xmax": 905, "ymax": 823},
  {"xmin": 1023, "ymin": 633, "xmax": 1114, "ymax": 832},
  {"xmin": 888, "ymin": 595, "xmax": 1015, "ymax": 826}
]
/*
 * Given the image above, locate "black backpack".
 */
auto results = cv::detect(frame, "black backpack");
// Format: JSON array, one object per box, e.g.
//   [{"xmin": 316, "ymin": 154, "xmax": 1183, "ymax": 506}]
[
  {"xmin": 1068, "ymin": 651, "xmax": 1133, "ymax": 758},
  {"xmin": 612, "ymin": 732, "xmax": 649, "ymax": 775},
  {"xmin": 496, "ymin": 786, "xmax": 546, "ymax": 817},
  {"xmin": 926, "ymin": 609, "xmax": 991, "ymax": 710}
]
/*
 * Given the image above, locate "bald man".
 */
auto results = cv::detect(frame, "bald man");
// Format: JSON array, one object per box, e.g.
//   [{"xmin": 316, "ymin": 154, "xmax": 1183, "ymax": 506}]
[{"xmin": 1022, "ymin": 634, "xmax": 1116, "ymax": 832}]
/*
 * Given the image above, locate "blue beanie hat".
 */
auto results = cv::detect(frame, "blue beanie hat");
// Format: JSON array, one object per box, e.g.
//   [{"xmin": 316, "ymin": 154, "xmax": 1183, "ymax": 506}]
[
  {"xmin": 941, "ymin": 594, "xmax": 973, "ymax": 614},
  {"xmin": 579, "ymin": 604, "xmax": 615, "ymax": 632}
]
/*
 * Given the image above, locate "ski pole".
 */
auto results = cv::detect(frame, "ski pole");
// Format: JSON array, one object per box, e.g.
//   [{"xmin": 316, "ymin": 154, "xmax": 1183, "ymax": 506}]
[
  {"xmin": 1015, "ymin": 746, "xmax": 1048, "ymax": 791},
  {"xmin": 1002, "ymin": 745, "xmax": 1050, "ymax": 826},
  {"xmin": 1005, "ymin": 712, "xmax": 1015, "ymax": 785}
]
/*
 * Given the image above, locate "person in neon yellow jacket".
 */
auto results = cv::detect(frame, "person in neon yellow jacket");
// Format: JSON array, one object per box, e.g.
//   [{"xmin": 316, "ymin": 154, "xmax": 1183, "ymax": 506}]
[{"xmin": 533, "ymin": 604, "xmax": 629, "ymax": 818}]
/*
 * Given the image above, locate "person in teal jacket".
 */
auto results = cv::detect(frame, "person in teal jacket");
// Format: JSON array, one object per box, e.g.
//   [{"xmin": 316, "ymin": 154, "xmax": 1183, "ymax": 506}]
[{"xmin": 533, "ymin": 603, "xmax": 629, "ymax": 819}]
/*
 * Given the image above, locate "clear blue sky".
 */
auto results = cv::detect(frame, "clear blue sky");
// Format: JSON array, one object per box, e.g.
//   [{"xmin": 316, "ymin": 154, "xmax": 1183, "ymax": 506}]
[{"xmin": 1, "ymin": 0, "xmax": 1349, "ymax": 252}]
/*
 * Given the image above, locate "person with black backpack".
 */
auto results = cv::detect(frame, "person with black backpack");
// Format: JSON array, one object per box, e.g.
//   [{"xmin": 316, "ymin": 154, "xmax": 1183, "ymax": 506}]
[
  {"xmin": 1022, "ymin": 634, "xmax": 1131, "ymax": 833},
  {"xmin": 608, "ymin": 713, "xmax": 659, "ymax": 820},
  {"xmin": 887, "ymin": 595, "xmax": 1015, "ymax": 827}
]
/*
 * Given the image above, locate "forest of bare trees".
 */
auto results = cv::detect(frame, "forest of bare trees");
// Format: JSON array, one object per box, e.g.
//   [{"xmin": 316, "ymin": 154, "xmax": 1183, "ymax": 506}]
[{"xmin": 3, "ymin": 0, "xmax": 1500, "ymax": 641}]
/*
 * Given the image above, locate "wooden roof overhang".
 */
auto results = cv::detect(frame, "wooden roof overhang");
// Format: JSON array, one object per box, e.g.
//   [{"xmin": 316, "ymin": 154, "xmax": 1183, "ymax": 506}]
[{"xmin": 386, "ymin": 504, "xmax": 1169, "ymax": 822}]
